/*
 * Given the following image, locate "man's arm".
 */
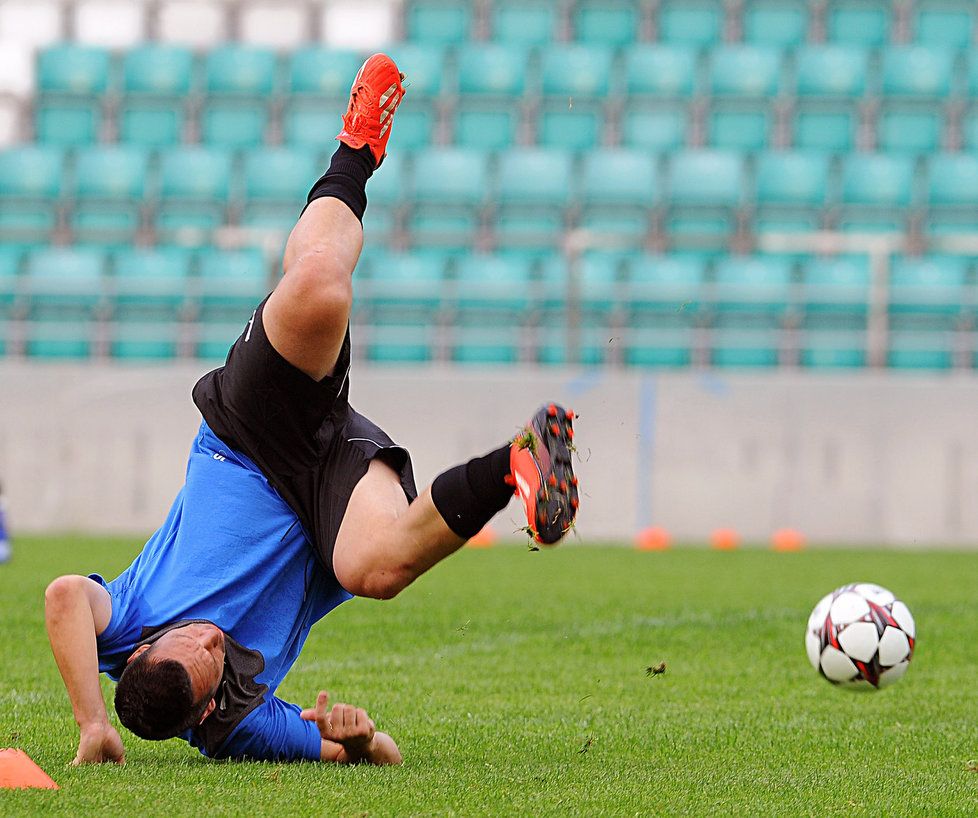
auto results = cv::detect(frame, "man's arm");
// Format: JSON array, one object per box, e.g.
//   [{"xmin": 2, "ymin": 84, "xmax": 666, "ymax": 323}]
[
  {"xmin": 44, "ymin": 574, "xmax": 124, "ymax": 765},
  {"xmin": 301, "ymin": 691, "xmax": 402, "ymax": 765}
]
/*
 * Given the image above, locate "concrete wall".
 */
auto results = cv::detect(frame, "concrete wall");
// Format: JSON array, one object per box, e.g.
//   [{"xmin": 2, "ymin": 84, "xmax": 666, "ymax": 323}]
[{"xmin": 3, "ymin": 361, "xmax": 978, "ymax": 546}]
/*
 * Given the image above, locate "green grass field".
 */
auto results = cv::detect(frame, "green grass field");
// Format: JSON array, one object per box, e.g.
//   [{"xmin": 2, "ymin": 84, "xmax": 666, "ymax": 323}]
[{"xmin": 2, "ymin": 536, "xmax": 978, "ymax": 816}]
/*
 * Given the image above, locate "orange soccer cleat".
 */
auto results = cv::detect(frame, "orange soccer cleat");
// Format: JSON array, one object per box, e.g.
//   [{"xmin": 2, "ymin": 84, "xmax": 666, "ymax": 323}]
[
  {"xmin": 335, "ymin": 53, "xmax": 406, "ymax": 167},
  {"xmin": 509, "ymin": 403, "xmax": 579, "ymax": 545}
]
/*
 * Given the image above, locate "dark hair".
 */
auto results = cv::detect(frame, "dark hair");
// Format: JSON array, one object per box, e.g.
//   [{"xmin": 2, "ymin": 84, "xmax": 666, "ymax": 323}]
[{"xmin": 114, "ymin": 651, "xmax": 211, "ymax": 740}]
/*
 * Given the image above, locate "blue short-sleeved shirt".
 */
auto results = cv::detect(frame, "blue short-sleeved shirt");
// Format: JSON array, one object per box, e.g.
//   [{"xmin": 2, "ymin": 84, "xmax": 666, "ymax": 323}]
[{"xmin": 92, "ymin": 421, "xmax": 352, "ymax": 760}]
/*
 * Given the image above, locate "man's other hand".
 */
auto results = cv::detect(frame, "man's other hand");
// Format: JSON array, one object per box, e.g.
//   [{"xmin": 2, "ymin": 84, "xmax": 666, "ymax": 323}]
[
  {"xmin": 73, "ymin": 722, "xmax": 125, "ymax": 766},
  {"xmin": 300, "ymin": 691, "xmax": 375, "ymax": 754}
]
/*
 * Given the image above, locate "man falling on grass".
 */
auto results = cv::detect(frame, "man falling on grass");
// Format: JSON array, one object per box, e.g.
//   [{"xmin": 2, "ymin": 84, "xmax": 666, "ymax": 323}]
[{"xmin": 44, "ymin": 54, "xmax": 579, "ymax": 766}]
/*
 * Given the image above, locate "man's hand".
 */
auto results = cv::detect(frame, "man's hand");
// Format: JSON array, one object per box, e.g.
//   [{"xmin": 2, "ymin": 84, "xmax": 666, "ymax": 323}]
[
  {"xmin": 300, "ymin": 691, "xmax": 401, "ymax": 765},
  {"xmin": 73, "ymin": 722, "xmax": 125, "ymax": 766}
]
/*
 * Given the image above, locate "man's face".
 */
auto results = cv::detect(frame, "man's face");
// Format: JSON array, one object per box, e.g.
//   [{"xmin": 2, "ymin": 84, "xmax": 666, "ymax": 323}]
[{"xmin": 127, "ymin": 623, "xmax": 226, "ymax": 714}]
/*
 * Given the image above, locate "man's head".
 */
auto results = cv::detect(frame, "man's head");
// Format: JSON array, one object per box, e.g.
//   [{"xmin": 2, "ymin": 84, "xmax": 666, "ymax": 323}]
[{"xmin": 114, "ymin": 622, "xmax": 226, "ymax": 740}]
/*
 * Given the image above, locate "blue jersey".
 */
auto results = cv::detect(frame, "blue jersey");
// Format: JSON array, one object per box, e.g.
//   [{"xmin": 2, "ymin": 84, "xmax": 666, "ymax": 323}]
[{"xmin": 92, "ymin": 421, "xmax": 352, "ymax": 760}]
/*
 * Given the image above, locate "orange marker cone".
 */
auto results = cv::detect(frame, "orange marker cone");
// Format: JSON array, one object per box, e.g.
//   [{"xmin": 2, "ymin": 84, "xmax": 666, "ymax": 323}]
[
  {"xmin": 772, "ymin": 528, "xmax": 805, "ymax": 552},
  {"xmin": 467, "ymin": 525, "xmax": 496, "ymax": 548},
  {"xmin": 710, "ymin": 528, "xmax": 740, "ymax": 550},
  {"xmin": 0, "ymin": 749, "xmax": 59, "ymax": 790},
  {"xmin": 636, "ymin": 527, "xmax": 671, "ymax": 551}
]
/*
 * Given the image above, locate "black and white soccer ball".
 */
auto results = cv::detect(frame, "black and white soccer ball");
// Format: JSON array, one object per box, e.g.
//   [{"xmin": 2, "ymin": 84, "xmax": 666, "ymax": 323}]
[{"xmin": 805, "ymin": 583, "xmax": 916, "ymax": 689}]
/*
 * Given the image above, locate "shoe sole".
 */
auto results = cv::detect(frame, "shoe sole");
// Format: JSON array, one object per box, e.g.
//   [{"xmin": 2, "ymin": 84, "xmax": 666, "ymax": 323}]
[{"xmin": 518, "ymin": 404, "xmax": 579, "ymax": 545}]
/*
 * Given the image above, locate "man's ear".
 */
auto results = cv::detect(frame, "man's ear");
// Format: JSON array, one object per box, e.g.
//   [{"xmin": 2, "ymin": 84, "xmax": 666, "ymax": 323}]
[
  {"xmin": 199, "ymin": 698, "xmax": 217, "ymax": 724},
  {"xmin": 126, "ymin": 644, "xmax": 152, "ymax": 665}
]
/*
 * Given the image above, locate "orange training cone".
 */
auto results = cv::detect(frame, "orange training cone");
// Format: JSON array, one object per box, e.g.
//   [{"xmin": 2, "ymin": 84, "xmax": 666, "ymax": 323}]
[
  {"xmin": 710, "ymin": 528, "xmax": 740, "ymax": 550},
  {"xmin": 636, "ymin": 527, "xmax": 671, "ymax": 551},
  {"xmin": 0, "ymin": 750, "xmax": 59, "ymax": 790},
  {"xmin": 467, "ymin": 525, "xmax": 496, "ymax": 548},
  {"xmin": 772, "ymin": 528, "xmax": 805, "ymax": 552}
]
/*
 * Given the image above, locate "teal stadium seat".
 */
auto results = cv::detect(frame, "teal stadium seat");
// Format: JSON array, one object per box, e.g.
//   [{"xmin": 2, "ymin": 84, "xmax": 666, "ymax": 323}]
[
  {"xmin": 839, "ymin": 153, "xmax": 914, "ymax": 233},
  {"xmin": 362, "ymin": 152, "xmax": 406, "ymax": 248},
  {"xmin": 801, "ymin": 256, "xmax": 870, "ymax": 329},
  {"xmin": 878, "ymin": 46, "xmax": 952, "ymax": 154},
  {"xmin": 710, "ymin": 329, "xmax": 781, "ymax": 368},
  {"xmin": 959, "ymin": 55, "xmax": 978, "ymax": 153},
  {"xmin": 537, "ymin": 322, "xmax": 614, "ymax": 367},
  {"xmin": 826, "ymin": 1, "xmax": 891, "ymax": 46},
  {"xmin": 713, "ymin": 256, "xmax": 792, "ymax": 327},
  {"xmin": 925, "ymin": 152, "xmax": 978, "ymax": 236},
  {"xmin": 71, "ymin": 146, "xmax": 149, "ymax": 245},
  {"xmin": 120, "ymin": 45, "xmax": 194, "ymax": 146},
  {"xmin": 0, "ymin": 247, "xmax": 23, "ymax": 313},
  {"xmin": 913, "ymin": 1, "xmax": 975, "ymax": 47},
  {"xmin": 743, "ymin": 0, "xmax": 809, "ymax": 46},
  {"xmin": 455, "ymin": 254, "xmax": 534, "ymax": 314},
  {"xmin": 793, "ymin": 46, "xmax": 868, "ymax": 150},
  {"xmin": 197, "ymin": 247, "xmax": 269, "ymax": 318},
  {"xmin": 405, "ymin": 1, "xmax": 473, "ymax": 43},
  {"xmin": 538, "ymin": 45, "xmax": 613, "ymax": 149},
  {"xmin": 361, "ymin": 252, "xmax": 447, "ymax": 315},
  {"xmin": 495, "ymin": 149, "xmax": 573, "ymax": 250},
  {"xmin": 451, "ymin": 322, "xmax": 522, "ymax": 366},
  {"xmin": 888, "ymin": 255, "xmax": 967, "ymax": 329},
  {"xmin": 35, "ymin": 45, "xmax": 109, "ymax": 145},
  {"xmin": 492, "ymin": 0, "xmax": 557, "ymax": 45},
  {"xmin": 707, "ymin": 46, "xmax": 782, "ymax": 150},
  {"xmin": 667, "ymin": 150, "xmax": 745, "ymax": 250},
  {"xmin": 800, "ymin": 331, "xmax": 867, "ymax": 368},
  {"xmin": 573, "ymin": 2, "xmax": 641, "ymax": 46},
  {"xmin": 624, "ymin": 254, "xmax": 705, "ymax": 325},
  {"xmin": 26, "ymin": 319, "xmax": 93, "ymax": 359},
  {"xmin": 579, "ymin": 149, "xmax": 657, "ymax": 248},
  {"xmin": 156, "ymin": 147, "xmax": 232, "ymax": 241},
  {"xmin": 24, "ymin": 247, "xmax": 105, "ymax": 318},
  {"xmin": 110, "ymin": 318, "xmax": 180, "ymax": 360},
  {"xmin": 624, "ymin": 328, "xmax": 694, "ymax": 368},
  {"xmin": 385, "ymin": 45, "xmax": 446, "ymax": 150},
  {"xmin": 202, "ymin": 46, "xmax": 276, "ymax": 148},
  {"xmin": 197, "ymin": 320, "xmax": 245, "ymax": 361},
  {"xmin": 658, "ymin": 1, "xmax": 723, "ymax": 45},
  {"xmin": 112, "ymin": 247, "xmax": 192, "ymax": 319},
  {"xmin": 622, "ymin": 46, "xmax": 696, "ymax": 151},
  {"xmin": 540, "ymin": 254, "xmax": 623, "ymax": 316},
  {"xmin": 409, "ymin": 149, "xmax": 489, "ymax": 249},
  {"xmin": 366, "ymin": 322, "xmax": 435, "ymax": 364},
  {"xmin": 887, "ymin": 331, "xmax": 954, "ymax": 370},
  {"xmin": 284, "ymin": 49, "xmax": 365, "ymax": 148},
  {"xmin": 454, "ymin": 44, "xmax": 528, "ymax": 150},
  {"xmin": 754, "ymin": 151, "xmax": 830, "ymax": 234},
  {"xmin": 0, "ymin": 146, "xmax": 64, "ymax": 244},
  {"xmin": 242, "ymin": 147, "xmax": 318, "ymax": 233}
]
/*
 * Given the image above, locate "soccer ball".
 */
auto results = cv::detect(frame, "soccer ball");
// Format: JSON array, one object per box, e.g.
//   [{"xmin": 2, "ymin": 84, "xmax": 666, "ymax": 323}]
[{"xmin": 805, "ymin": 583, "xmax": 916, "ymax": 689}]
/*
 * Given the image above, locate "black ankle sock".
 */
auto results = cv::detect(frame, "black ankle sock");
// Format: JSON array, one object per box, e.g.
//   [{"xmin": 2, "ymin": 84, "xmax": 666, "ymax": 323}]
[
  {"xmin": 431, "ymin": 443, "xmax": 513, "ymax": 539},
  {"xmin": 304, "ymin": 143, "xmax": 375, "ymax": 222}
]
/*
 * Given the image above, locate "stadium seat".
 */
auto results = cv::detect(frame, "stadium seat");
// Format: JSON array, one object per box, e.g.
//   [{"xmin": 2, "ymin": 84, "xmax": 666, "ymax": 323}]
[
  {"xmin": 754, "ymin": 151, "xmax": 830, "ymax": 234},
  {"xmin": 624, "ymin": 328, "xmax": 694, "ymax": 368},
  {"xmin": 196, "ymin": 319, "xmax": 245, "ymax": 361},
  {"xmin": 241, "ymin": 147, "xmax": 318, "ymax": 232},
  {"xmin": 710, "ymin": 329, "xmax": 781, "ymax": 368},
  {"xmin": 799, "ymin": 331, "xmax": 867, "ymax": 368},
  {"xmin": 288, "ymin": 48, "xmax": 364, "ymax": 99},
  {"xmin": 658, "ymin": 1, "xmax": 723, "ymax": 46},
  {"xmin": 579, "ymin": 149, "xmax": 657, "ymax": 247},
  {"xmin": 495, "ymin": 149, "xmax": 573, "ymax": 249},
  {"xmin": 156, "ymin": 147, "xmax": 232, "ymax": 240},
  {"xmin": 0, "ymin": 246, "xmax": 22, "ymax": 312},
  {"xmin": 35, "ymin": 45, "xmax": 110, "ymax": 145},
  {"xmin": 913, "ymin": 1, "xmax": 976, "ymax": 47},
  {"xmin": 405, "ymin": 1, "xmax": 473, "ymax": 44},
  {"xmin": 0, "ymin": 146, "xmax": 64, "ymax": 244},
  {"xmin": 792, "ymin": 46, "xmax": 868, "ymax": 151},
  {"xmin": 887, "ymin": 331, "xmax": 954, "ymax": 370},
  {"xmin": 713, "ymin": 256, "xmax": 793, "ymax": 326},
  {"xmin": 888, "ymin": 256, "xmax": 967, "ymax": 329},
  {"xmin": 451, "ymin": 323, "xmax": 522, "ymax": 365},
  {"xmin": 110, "ymin": 318, "xmax": 180, "ymax": 360},
  {"xmin": 573, "ymin": 2, "xmax": 641, "ymax": 46},
  {"xmin": 540, "ymin": 254, "xmax": 624, "ymax": 316},
  {"xmin": 838, "ymin": 153, "xmax": 915, "ymax": 233},
  {"xmin": 201, "ymin": 46, "xmax": 276, "ymax": 148},
  {"xmin": 71, "ymin": 146, "xmax": 149, "ymax": 244},
  {"xmin": 119, "ymin": 45, "xmax": 194, "ymax": 146},
  {"xmin": 491, "ymin": 0, "xmax": 557, "ymax": 45},
  {"xmin": 538, "ymin": 45, "xmax": 613, "ymax": 149},
  {"xmin": 23, "ymin": 247, "xmax": 106, "ymax": 317},
  {"xmin": 621, "ymin": 106, "xmax": 689, "ymax": 152},
  {"xmin": 409, "ymin": 149, "xmax": 489, "ymax": 248},
  {"xmin": 454, "ymin": 44, "xmax": 528, "ymax": 149},
  {"xmin": 26, "ymin": 319, "xmax": 93, "ymax": 359},
  {"xmin": 538, "ymin": 323, "xmax": 615, "ymax": 367},
  {"xmin": 386, "ymin": 45, "xmax": 446, "ymax": 98},
  {"xmin": 197, "ymin": 247, "xmax": 269, "ymax": 318},
  {"xmin": 801, "ymin": 256, "xmax": 870, "ymax": 328},
  {"xmin": 925, "ymin": 152, "xmax": 978, "ymax": 236},
  {"xmin": 826, "ymin": 1, "xmax": 891, "ymax": 46},
  {"xmin": 666, "ymin": 151, "xmax": 745, "ymax": 249},
  {"xmin": 743, "ymin": 0, "xmax": 809, "ymax": 46},
  {"xmin": 877, "ymin": 46, "xmax": 952, "ymax": 153},
  {"xmin": 111, "ymin": 246, "xmax": 192, "ymax": 319},
  {"xmin": 624, "ymin": 254, "xmax": 706, "ymax": 323},
  {"xmin": 366, "ymin": 322, "xmax": 435, "ymax": 364},
  {"xmin": 455, "ymin": 254, "xmax": 535, "ymax": 314},
  {"xmin": 624, "ymin": 45, "xmax": 697, "ymax": 98},
  {"xmin": 360, "ymin": 252, "xmax": 446, "ymax": 313},
  {"xmin": 707, "ymin": 46, "xmax": 782, "ymax": 150}
]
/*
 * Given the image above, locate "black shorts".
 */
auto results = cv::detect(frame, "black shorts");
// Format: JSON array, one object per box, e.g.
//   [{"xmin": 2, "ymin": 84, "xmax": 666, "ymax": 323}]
[{"xmin": 192, "ymin": 297, "xmax": 418, "ymax": 577}]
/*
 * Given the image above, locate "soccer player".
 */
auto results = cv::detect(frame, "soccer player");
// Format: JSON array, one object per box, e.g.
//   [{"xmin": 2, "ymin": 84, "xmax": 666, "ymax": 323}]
[{"xmin": 44, "ymin": 54, "xmax": 579, "ymax": 766}]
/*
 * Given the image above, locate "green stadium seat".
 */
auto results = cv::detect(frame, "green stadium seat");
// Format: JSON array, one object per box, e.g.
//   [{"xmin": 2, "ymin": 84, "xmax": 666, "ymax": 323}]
[
  {"xmin": 454, "ymin": 44, "xmax": 527, "ymax": 149},
  {"xmin": 573, "ymin": 2, "xmax": 641, "ymax": 46},
  {"xmin": 241, "ymin": 147, "xmax": 318, "ymax": 232},
  {"xmin": 495, "ymin": 150, "xmax": 573, "ymax": 250},
  {"xmin": 119, "ymin": 45, "xmax": 194, "ymax": 146},
  {"xmin": 925, "ymin": 153, "xmax": 978, "ymax": 236},
  {"xmin": 452, "ymin": 323, "xmax": 521, "ymax": 365},
  {"xmin": 579, "ymin": 149, "xmax": 656, "ymax": 247},
  {"xmin": 110, "ymin": 318, "xmax": 180, "ymax": 360},
  {"xmin": 800, "ymin": 331, "xmax": 867, "ymax": 368},
  {"xmin": 361, "ymin": 252, "xmax": 446, "ymax": 311},
  {"xmin": 24, "ymin": 247, "xmax": 106, "ymax": 317},
  {"xmin": 792, "ymin": 46, "xmax": 867, "ymax": 151},
  {"xmin": 711, "ymin": 330, "xmax": 781, "ymax": 368},
  {"xmin": 713, "ymin": 256, "xmax": 792, "ymax": 324},
  {"xmin": 826, "ymin": 1, "xmax": 891, "ymax": 46},
  {"xmin": 838, "ymin": 153, "xmax": 914, "ymax": 233},
  {"xmin": 743, "ymin": 0, "xmax": 809, "ymax": 46},
  {"xmin": 35, "ymin": 45, "xmax": 111, "ymax": 146},
  {"xmin": 658, "ymin": 1, "xmax": 723, "ymax": 45},
  {"xmin": 491, "ymin": 0, "xmax": 557, "ymax": 45},
  {"xmin": 707, "ymin": 46, "xmax": 782, "ymax": 149},
  {"xmin": 624, "ymin": 254, "xmax": 705, "ymax": 322},
  {"xmin": 801, "ymin": 256, "xmax": 870, "ymax": 328},
  {"xmin": 366, "ymin": 322, "xmax": 435, "ymax": 364},
  {"xmin": 197, "ymin": 320, "xmax": 244, "ymax": 361},
  {"xmin": 624, "ymin": 45, "xmax": 697, "ymax": 98},
  {"xmin": 409, "ymin": 149, "xmax": 488, "ymax": 248},
  {"xmin": 197, "ymin": 247, "xmax": 269, "ymax": 318},
  {"xmin": 156, "ymin": 148, "xmax": 232, "ymax": 240},
  {"xmin": 621, "ymin": 106, "xmax": 689, "ymax": 151},
  {"xmin": 754, "ymin": 151, "xmax": 830, "ymax": 234},
  {"xmin": 455, "ymin": 254, "xmax": 534, "ymax": 313},
  {"xmin": 386, "ymin": 45, "xmax": 446, "ymax": 98},
  {"xmin": 288, "ymin": 48, "xmax": 364, "ymax": 99},
  {"xmin": 201, "ymin": 46, "xmax": 276, "ymax": 148},
  {"xmin": 538, "ymin": 45, "xmax": 613, "ymax": 149},
  {"xmin": 913, "ymin": 1, "xmax": 976, "ymax": 47},
  {"xmin": 26, "ymin": 319, "xmax": 93, "ymax": 359},
  {"xmin": 667, "ymin": 151, "xmax": 744, "ymax": 249},
  {"xmin": 71, "ymin": 146, "xmax": 149, "ymax": 244},
  {"xmin": 887, "ymin": 331, "xmax": 954, "ymax": 369},
  {"xmin": 112, "ymin": 247, "xmax": 192, "ymax": 319},
  {"xmin": 889, "ymin": 256, "xmax": 967, "ymax": 329},
  {"xmin": 405, "ymin": 1, "xmax": 473, "ymax": 43},
  {"xmin": 0, "ymin": 146, "xmax": 64, "ymax": 244},
  {"xmin": 624, "ymin": 328, "xmax": 693, "ymax": 368}
]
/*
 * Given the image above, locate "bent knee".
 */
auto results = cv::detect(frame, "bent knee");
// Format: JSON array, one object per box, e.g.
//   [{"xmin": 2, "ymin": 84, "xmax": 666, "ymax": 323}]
[
  {"xmin": 281, "ymin": 258, "xmax": 353, "ymax": 326},
  {"xmin": 336, "ymin": 564, "xmax": 413, "ymax": 601}
]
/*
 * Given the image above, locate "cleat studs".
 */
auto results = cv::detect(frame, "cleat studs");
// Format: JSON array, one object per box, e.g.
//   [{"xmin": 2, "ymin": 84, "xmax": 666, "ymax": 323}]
[
  {"xmin": 549, "ymin": 423, "xmax": 560, "ymax": 436},
  {"xmin": 548, "ymin": 474, "xmax": 558, "ymax": 487},
  {"xmin": 547, "ymin": 404, "xmax": 558, "ymax": 417},
  {"xmin": 567, "ymin": 427, "xmax": 574, "ymax": 439},
  {"xmin": 566, "ymin": 409, "xmax": 575, "ymax": 420},
  {"xmin": 571, "ymin": 476, "xmax": 579, "ymax": 487},
  {"xmin": 570, "ymin": 498, "xmax": 580, "ymax": 510},
  {"xmin": 560, "ymin": 480, "xmax": 567, "ymax": 492}
]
